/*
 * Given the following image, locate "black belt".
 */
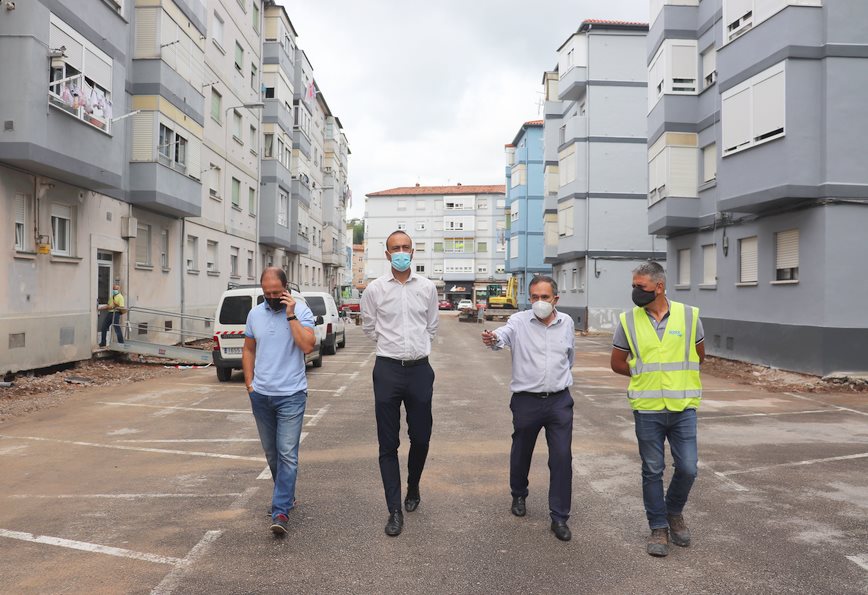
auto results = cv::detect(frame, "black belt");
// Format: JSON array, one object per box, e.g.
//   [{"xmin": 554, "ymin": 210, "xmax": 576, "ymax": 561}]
[
  {"xmin": 514, "ymin": 388, "xmax": 569, "ymax": 399},
  {"xmin": 377, "ymin": 356, "xmax": 429, "ymax": 368}
]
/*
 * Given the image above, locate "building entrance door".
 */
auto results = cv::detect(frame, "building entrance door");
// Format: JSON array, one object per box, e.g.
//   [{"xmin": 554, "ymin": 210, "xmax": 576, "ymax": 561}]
[{"xmin": 97, "ymin": 251, "xmax": 113, "ymax": 336}]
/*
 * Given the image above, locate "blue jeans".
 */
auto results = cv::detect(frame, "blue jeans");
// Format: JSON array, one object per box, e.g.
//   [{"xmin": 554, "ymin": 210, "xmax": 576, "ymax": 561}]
[
  {"xmin": 99, "ymin": 311, "xmax": 124, "ymax": 345},
  {"xmin": 249, "ymin": 390, "xmax": 307, "ymax": 518},
  {"xmin": 633, "ymin": 409, "xmax": 698, "ymax": 529}
]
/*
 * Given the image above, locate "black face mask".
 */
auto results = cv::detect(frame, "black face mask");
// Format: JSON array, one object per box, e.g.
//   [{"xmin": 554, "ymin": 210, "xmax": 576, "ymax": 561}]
[
  {"xmin": 265, "ymin": 297, "xmax": 285, "ymax": 311},
  {"xmin": 632, "ymin": 287, "xmax": 657, "ymax": 307}
]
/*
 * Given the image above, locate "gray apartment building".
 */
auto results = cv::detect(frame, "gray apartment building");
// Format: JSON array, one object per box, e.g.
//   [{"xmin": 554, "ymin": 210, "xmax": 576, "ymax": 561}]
[
  {"xmin": 364, "ymin": 185, "xmax": 509, "ymax": 305},
  {"xmin": 0, "ymin": 0, "xmax": 350, "ymax": 374},
  {"xmin": 648, "ymin": 0, "xmax": 868, "ymax": 375},
  {"xmin": 543, "ymin": 20, "xmax": 665, "ymax": 331}
]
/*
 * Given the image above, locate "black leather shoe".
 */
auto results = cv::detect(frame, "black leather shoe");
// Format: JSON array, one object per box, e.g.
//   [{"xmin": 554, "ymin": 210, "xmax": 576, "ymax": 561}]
[
  {"xmin": 551, "ymin": 520, "xmax": 571, "ymax": 541},
  {"xmin": 384, "ymin": 511, "xmax": 403, "ymax": 536},
  {"xmin": 404, "ymin": 486, "xmax": 420, "ymax": 512},
  {"xmin": 511, "ymin": 496, "xmax": 526, "ymax": 517}
]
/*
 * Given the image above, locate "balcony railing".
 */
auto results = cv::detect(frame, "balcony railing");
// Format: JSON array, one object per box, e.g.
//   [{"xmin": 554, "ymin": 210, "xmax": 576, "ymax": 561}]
[{"xmin": 49, "ymin": 74, "xmax": 111, "ymax": 133}]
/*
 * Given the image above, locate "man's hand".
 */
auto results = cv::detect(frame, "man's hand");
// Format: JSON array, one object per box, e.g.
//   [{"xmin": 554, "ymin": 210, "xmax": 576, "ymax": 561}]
[
  {"xmin": 281, "ymin": 291, "xmax": 296, "ymax": 317},
  {"xmin": 481, "ymin": 329, "xmax": 498, "ymax": 347}
]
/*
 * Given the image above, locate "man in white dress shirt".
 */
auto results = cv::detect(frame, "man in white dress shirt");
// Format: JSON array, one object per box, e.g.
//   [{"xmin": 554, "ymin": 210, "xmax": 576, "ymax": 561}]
[
  {"xmin": 481, "ymin": 275, "xmax": 575, "ymax": 541},
  {"xmin": 361, "ymin": 230, "xmax": 439, "ymax": 537}
]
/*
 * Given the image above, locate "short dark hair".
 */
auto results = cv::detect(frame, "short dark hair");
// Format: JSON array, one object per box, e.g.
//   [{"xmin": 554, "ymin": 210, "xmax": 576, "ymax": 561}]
[
  {"xmin": 260, "ymin": 266, "xmax": 287, "ymax": 286},
  {"xmin": 529, "ymin": 274, "xmax": 558, "ymax": 295},
  {"xmin": 385, "ymin": 230, "xmax": 412, "ymax": 250},
  {"xmin": 633, "ymin": 261, "xmax": 666, "ymax": 284}
]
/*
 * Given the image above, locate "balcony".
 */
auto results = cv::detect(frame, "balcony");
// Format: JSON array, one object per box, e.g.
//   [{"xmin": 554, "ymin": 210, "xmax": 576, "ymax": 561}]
[
  {"xmin": 647, "ymin": 196, "xmax": 700, "ymax": 235},
  {"xmin": 560, "ymin": 115, "xmax": 587, "ymax": 149},
  {"xmin": 262, "ymin": 41, "xmax": 295, "ymax": 79},
  {"xmin": 263, "ymin": 98, "xmax": 293, "ymax": 134},
  {"xmin": 291, "ymin": 178, "xmax": 311, "ymax": 208},
  {"xmin": 293, "ymin": 128, "xmax": 312, "ymax": 159},
  {"xmin": 130, "ymin": 60, "xmax": 204, "ymax": 126},
  {"xmin": 128, "ymin": 162, "xmax": 202, "ymax": 217},
  {"xmin": 557, "ymin": 66, "xmax": 587, "ymax": 102}
]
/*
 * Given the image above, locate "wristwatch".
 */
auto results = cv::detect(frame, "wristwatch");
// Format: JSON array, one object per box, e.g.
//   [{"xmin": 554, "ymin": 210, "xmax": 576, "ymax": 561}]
[{"xmin": 286, "ymin": 315, "xmax": 298, "ymax": 321}]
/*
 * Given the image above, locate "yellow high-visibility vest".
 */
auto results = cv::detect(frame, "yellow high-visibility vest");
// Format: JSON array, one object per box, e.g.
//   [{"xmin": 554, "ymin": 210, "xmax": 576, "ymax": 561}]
[{"xmin": 619, "ymin": 300, "xmax": 701, "ymax": 412}]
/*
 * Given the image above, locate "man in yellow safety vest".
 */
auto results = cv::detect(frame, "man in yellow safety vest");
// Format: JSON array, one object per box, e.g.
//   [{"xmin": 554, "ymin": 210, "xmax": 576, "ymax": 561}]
[{"xmin": 611, "ymin": 261, "xmax": 704, "ymax": 557}]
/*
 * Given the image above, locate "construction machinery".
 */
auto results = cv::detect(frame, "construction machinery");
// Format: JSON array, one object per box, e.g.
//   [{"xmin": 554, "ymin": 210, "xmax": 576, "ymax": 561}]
[{"xmin": 484, "ymin": 276, "xmax": 519, "ymax": 321}]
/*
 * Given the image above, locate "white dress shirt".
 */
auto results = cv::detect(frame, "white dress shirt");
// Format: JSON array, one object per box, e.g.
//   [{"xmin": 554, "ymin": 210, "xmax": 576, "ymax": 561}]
[
  {"xmin": 361, "ymin": 271, "xmax": 439, "ymax": 360},
  {"xmin": 490, "ymin": 309, "xmax": 575, "ymax": 394}
]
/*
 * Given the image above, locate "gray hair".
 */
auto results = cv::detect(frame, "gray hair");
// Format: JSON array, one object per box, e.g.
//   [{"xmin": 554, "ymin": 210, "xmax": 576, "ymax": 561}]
[
  {"xmin": 529, "ymin": 274, "xmax": 558, "ymax": 295},
  {"xmin": 632, "ymin": 261, "xmax": 666, "ymax": 284}
]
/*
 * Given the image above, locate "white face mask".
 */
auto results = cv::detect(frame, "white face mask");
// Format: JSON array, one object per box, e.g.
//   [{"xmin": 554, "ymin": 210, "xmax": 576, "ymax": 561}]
[{"xmin": 532, "ymin": 300, "xmax": 554, "ymax": 320}]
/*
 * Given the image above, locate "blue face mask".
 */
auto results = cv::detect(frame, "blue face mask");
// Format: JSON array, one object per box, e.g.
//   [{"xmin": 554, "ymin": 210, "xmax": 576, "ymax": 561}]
[
  {"xmin": 112, "ymin": 290, "xmax": 119, "ymax": 296},
  {"xmin": 390, "ymin": 252, "xmax": 412, "ymax": 272}
]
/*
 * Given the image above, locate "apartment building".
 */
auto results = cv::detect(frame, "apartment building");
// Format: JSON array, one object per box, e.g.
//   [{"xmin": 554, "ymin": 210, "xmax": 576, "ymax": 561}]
[
  {"xmin": 505, "ymin": 120, "xmax": 552, "ymax": 309},
  {"xmin": 364, "ymin": 185, "xmax": 508, "ymax": 304},
  {"xmin": 648, "ymin": 0, "xmax": 868, "ymax": 375},
  {"xmin": 351, "ymin": 244, "xmax": 366, "ymax": 290},
  {"xmin": 543, "ymin": 20, "xmax": 664, "ymax": 331},
  {"xmin": 0, "ymin": 0, "xmax": 350, "ymax": 374}
]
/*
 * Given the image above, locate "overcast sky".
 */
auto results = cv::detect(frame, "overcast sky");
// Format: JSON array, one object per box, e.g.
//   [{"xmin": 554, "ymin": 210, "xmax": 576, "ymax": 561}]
[{"xmin": 278, "ymin": 1, "xmax": 649, "ymax": 219}]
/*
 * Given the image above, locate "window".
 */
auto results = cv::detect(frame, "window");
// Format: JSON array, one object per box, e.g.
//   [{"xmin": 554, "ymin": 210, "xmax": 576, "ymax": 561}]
[
  {"xmin": 247, "ymin": 250, "xmax": 254, "ymax": 278},
  {"xmin": 511, "ymin": 237, "xmax": 520, "ymax": 259},
  {"xmin": 264, "ymin": 134, "xmax": 274, "ymax": 158},
  {"xmin": 209, "ymin": 165, "xmax": 221, "ymax": 198},
  {"xmin": 434, "ymin": 264, "xmax": 444, "ymax": 274},
  {"xmin": 738, "ymin": 236, "xmax": 758, "ymax": 284},
  {"xmin": 158, "ymin": 124, "xmax": 172, "ymax": 160},
  {"xmin": 248, "ymin": 188, "xmax": 256, "ymax": 214},
  {"xmin": 233, "ymin": 110, "xmax": 242, "ymax": 141},
  {"xmin": 496, "ymin": 264, "xmax": 506, "ymax": 274},
  {"xmin": 415, "ymin": 222, "xmax": 427, "ymax": 231},
  {"xmin": 50, "ymin": 204, "xmax": 72, "ymax": 256},
  {"xmin": 206, "ymin": 240, "xmax": 218, "ymax": 273},
  {"xmin": 48, "ymin": 15, "xmax": 113, "ymax": 132},
  {"xmin": 231, "ymin": 177, "xmax": 241, "ymax": 208},
  {"xmin": 677, "ymin": 249, "xmax": 690, "ymax": 286},
  {"xmin": 174, "ymin": 133, "xmax": 187, "ymax": 167},
  {"xmin": 415, "ymin": 264, "xmax": 425, "ymax": 274},
  {"xmin": 252, "ymin": 1, "xmax": 260, "ymax": 32},
  {"xmin": 722, "ymin": 62, "xmax": 785, "ymax": 155},
  {"xmin": 478, "ymin": 200, "xmax": 488, "ymax": 209},
  {"xmin": 648, "ymin": 39, "xmax": 698, "ymax": 110},
  {"xmin": 558, "ymin": 145, "xmax": 576, "ymax": 186},
  {"xmin": 477, "ymin": 264, "xmax": 488, "ymax": 275},
  {"xmin": 559, "ymin": 270, "xmax": 567, "ymax": 293},
  {"xmin": 158, "ymin": 123, "xmax": 187, "ymax": 170},
  {"xmin": 249, "ymin": 125, "xmax": 257, "ymax": 153},
  {"xmin": 416, "ymin": 242, "xmax": 426, "ymax": 252},
  {"xmin": 702, "ymin": 48, "xmax": 717, "ymax": 88},
  {"xmin": 571, "ymin": 268, "xmax": 578, "ymax": 290},
  {"xmin": 775, "ymin": 229, "xmax": 799, "ymax": 281},
  {"xmin": 477, "ymin": 241, "xmax": 488, "ymax": 253},
  {"xmin": 648, "ymin": 132, "xmax": 699, "ymax": 204},
  {"xmin": 397, "ymin": 200, "xmax": 407, "ymax": 211},
  {"xmin": 160, "ymin": 228, "xmax": 169, "ymax": 269},
  {"xmin": 511, "ymin": 164, "xmax": 527, "ymax": 187},
  {"xmin": 278, "ymin": 191, "xmax": 288, "ymax": 226},
  {"xmin": 558, "ymin": 204, "xmax": 574, "ymax": 237},
  {"xmin": 510, "ymin": 202, "xmax": 519, "ymax": 222},
  {"xmin": 702, "ymin": 244, "xmax": 716, "ymax": 285},
  {"xmin": 702, "ymin": 143, "xmax": 717, "ymax": 183},
  {"xmin": 724, "ymin": 0, "xmax": 754, "ymax": 41},
  {"xmin": 211, "ymin": 89, "xmax": 222, "ymax": 122},
  {"xmin": 444, "ymin": 239, "xmax": 465, "ymax": 253},
  {"xmin": 396, "ymin": 222, "xmax": 406, "ymax": 231},
  {"xmin": 496, "ymin": 199, "xmax": 505, "ymax": 209},
  {"xmin": 234, "ymin": 42, "xmax": 244, "ymax": 73},
  {"xmin": 416, "ymin": 201, "xmax": 426, "ymax": 210},
  {"xmin": 212, "ymin": 12, "xmax": 224, "ymax": 49},
  {"xmin": 14, "ymin": 194, "xmax": 28, "ymax": 251},
  {"xmin": 230, "ymin": 246, "xmax": 239, "ymax": 277},
  {"xmin": 186, "ymin": 235, "xmax": 198, "ymax": 271},
  {"xmin": 136, "ymin": 223, "xmax": 151, "ymax": 266},
  {"xmin": 433, "ymin": 242, "xmax": 443, "ymax": 253},
  {"xmin": 250, "ymin": 63, "xmax": 258, "ymax": 91}
]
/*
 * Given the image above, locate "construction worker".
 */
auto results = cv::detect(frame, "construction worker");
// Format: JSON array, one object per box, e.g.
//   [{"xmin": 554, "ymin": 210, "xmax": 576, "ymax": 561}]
[
  {"xmin": 610, "ymin": 261, "xmax": 704, "ymax": 557},
  {"xmin": 98, "ymin": 283, "xmax": 126, "ymax": 347}
]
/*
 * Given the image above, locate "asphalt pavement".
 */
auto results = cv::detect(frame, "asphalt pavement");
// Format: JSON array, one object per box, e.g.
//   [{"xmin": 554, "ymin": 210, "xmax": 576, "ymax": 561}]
[{"xmin": 0, "ymin": 312, "xmax": 866, "ymax": 594}]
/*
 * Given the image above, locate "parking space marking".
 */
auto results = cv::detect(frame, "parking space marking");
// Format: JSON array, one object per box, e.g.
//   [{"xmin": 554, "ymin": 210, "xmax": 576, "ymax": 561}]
[
  {"xmin": 700, "ymin": 409, "xmax": 835, "ymax": 421},
  {"xmin": 229, "ymin": 487, "xmax": 260, "ymax": 510},
  {"xmin": 150, "ymin": 530, "xmax": 222, "ymax": 595},
  {"xmin": 846, "ymin": 554, "xmax": 868, "ymax": 573},
  {"xmin": 786, "ymin": 392, "xmax": 868, "ymax": 417},
  {"xmin": 698, "ymin": 462, "xmax": 750, "ymax": 492},
  {"xmin": 305, "ymin": 404, "xmax": 330, "ymax": 427},
  {"xmin": 100, "ymin": 402, "xmax": 249, "ymax": 414},
  {"xmin": 721, "ymin": 452, "xmax": 868, "ymax": 477},
  {"xmin": 0, "ymin": 434, "xmax": 263, "ymax": 462},
  {"xmin": 116, "ymin": 439, "xmax": 259, "ymax": 443},
  {"xmin": 6, "ymin": 493, "xmax": 241, "ymax": 500},
  {"xmin": 0, "ymin": 528, "xmax": 183, "ymax": 566}
]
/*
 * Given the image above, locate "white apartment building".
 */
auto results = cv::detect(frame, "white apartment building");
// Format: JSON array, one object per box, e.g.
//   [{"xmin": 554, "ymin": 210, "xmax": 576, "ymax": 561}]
[{"xmin": 364, "ymin": 185, "xmax": 508, "ymax": 304}]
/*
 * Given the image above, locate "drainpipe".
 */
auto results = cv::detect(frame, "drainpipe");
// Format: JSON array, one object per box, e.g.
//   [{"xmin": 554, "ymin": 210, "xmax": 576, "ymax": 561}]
[
  {"xmin": 180, "ymin": 217, "xmax": 186, "ymax": 344},
  {"xmin": 584, "ymin": 23, "xmax": 592, "ymax": 331}
]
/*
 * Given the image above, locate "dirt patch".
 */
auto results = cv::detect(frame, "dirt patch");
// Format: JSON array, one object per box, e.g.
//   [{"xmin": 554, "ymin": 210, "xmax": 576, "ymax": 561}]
[
  {"xmin": 702, "ymin": 356, "xmax": 868, "ymax": 394},
  {"xmin": 0, "ymin": 357, "xmax": 188, "ymax": 424}
]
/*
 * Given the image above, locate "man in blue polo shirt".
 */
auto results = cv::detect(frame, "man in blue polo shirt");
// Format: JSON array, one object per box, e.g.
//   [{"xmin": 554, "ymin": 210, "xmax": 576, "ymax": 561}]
[{"xmin": 242, "ymin": 267, "xmax": 316, "ymax": 536}]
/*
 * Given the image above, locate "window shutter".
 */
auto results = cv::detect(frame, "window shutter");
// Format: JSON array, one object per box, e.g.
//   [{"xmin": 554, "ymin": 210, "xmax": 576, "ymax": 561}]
[
  {"xmin": 725, "ymin": 0, "xmax": 753, "ymax": 30},
  {"xmin": 15, "ymin": 194, "xmax": 26, "ymax": 225},
  {"xmin": 722, "ymin": 87, "xmax": 751, "ymax": 153},
  {"xmin": 739, "ymin": 236, "xmax": 758, "ymax": 283},
  {"xmin": 186, "ymin": 136, "xmax": 201, "ymax": 180},
  {"xmin": 775, "ymin": 229, "xmax": 799, "ymax": 270},
  {"xmin": 85, "ymin": 47, "xmax": 112, "ymax": 90},
  {"xmin": 703, "ymin": 244, "xmax": 716, "ymax": 284},
  {"xmin": 752, "ymin": 69, "xmax": 785, "ymax": 141},
  {"xmin": 703, "ymin": 143, "xmax": 717, "ymax": 182},
  {"xmin": 131, "ymin": 111, "xmax": 155, "ymax": 161},
  {"xmin": 50, "ymin": 18, "xmax": 83, "ymax": 70},
  {"xmin": 702, "ymin": 49, "xmax": 716, "ymax": 84},
  {"xmin": 135, "ymin": 8, "xmax": 160, "ymax": 57},
  {"xmin": 669, "ymin": 146, "xmax": 698, "ymax": 197},
  {"xmin": 669, "ymin": 42, "xmax": 697, "ymax": 92},
  {"xmin": 136, "ymin": 224, "xmax": 150, "ymax": 264},
  {"xmin": 678, "ymin": 249, "xmax": 691, "ymax": 285}
]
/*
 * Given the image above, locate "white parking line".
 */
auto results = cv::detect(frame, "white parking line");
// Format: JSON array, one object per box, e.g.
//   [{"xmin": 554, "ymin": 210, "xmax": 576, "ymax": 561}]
[
  {"xmin": 305, "ymin": 404, "xmax": 330, "ymax": 427},
  {"xmin": 785, "ymin": 392, "xmax": 868, "ymax": 417},
  {"xmin": 0, "ymin": 434, "xmax": 263, "ymax": 462},
  {"xmin": 100, "ymin": 402, "xmax": 248, "ymax": 414},
  {"xmin": 720, "ymin": 452, "xmax": 868, "ymax": 477},
  {"xmin": 116, "ymin": 439, "xmax": 259, "ymax": 443},
  {"xmin": 6, "ymin": 493, "xmax": 241, "ymax": 500},
  {"xmin": 0, "ymin": 527, "xmax": 183, "ymax": 566},
  {"xmin": 700, "ymin": 409, "xmax": 834, "ymax": 421},
  {"xmin": 846, "ymin": 554, "xmax": 868, "ymax": 572},
  {"xmin": 698, "ymin": 461, "xmax": 750, "ymax": 492},
  {"xmin": 151, "ymin": 530, "xmax": 222, "ymax": 595}
]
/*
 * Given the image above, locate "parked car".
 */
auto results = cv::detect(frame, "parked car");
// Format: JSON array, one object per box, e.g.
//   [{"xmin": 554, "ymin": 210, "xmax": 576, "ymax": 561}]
[
  {"xmin": 300, "ymin": 292, "xmax": 346, "ymax": 355},
  {"xmin": 456, "ymin": 299, "xmax": 474, "ymax": 310},
  {"xmin": 339, "ymin": 299, "xmax": 361, "ymax": 314},
  {"xmin": 212, "ymin": 284, "xmax": 323, "ymax": 382},
  {"xmin": 438, "ymin": 299, "xmax": 453, "ymax": 310}
]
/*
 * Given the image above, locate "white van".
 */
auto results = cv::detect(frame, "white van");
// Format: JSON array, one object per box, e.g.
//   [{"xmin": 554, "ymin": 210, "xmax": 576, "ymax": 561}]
[
  {"xmin": 212, "ymin": 284, "xmax": 323, "ymax": 382},
  {"xmin": 300, "ymin": 292, "xmax": 346, "ymax": 355}
]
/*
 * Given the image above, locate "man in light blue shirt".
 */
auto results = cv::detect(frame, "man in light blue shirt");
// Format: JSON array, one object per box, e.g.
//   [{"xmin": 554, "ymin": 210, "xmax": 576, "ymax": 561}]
[
  {"xmin": 482, "ymin": 275, "xmax": 575, "ymax": 542},
  {"xmin": 242, "ymin": 267, "xmax": 316, "ymax": 536}
]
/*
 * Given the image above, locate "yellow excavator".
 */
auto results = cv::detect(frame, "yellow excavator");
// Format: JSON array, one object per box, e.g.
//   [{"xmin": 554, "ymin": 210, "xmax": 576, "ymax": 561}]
[{"xmin": 484, "ymin": 276, "xmax": 518, "ymax": 320}]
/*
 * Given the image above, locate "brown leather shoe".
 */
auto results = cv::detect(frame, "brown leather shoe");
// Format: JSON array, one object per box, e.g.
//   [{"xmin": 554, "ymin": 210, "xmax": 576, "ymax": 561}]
[
  {"xmin": 647, "ymin": 527, "xmax": 670, "ymax": 557},
  {"xmin": 667, "ymin": 513, "xmax": 691, "ymax": 547}
]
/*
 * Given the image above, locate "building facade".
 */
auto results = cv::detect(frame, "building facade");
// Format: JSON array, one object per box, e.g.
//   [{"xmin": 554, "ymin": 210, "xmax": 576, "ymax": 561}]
[
  {"xmin": 364, "ymin": 185, "xmax": 508, "ymax": 304},
  {"xmin": 648, "ymin": 0, "xmax": 868, "ymax": 375},
  {"xmin": 0, "ymin": 0, "xmax": 350, "ymax": 374},
  {"xmin": 543, "ymin": 20, "xmax": 664, "ymax": 331},
  {"xmin": 505, "ymin": 121, "xmax": 552, "ymax": 309}
]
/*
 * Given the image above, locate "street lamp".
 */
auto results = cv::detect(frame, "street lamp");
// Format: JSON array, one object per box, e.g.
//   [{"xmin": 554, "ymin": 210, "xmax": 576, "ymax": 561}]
[{"xmin": 224, "ymin": 102, "xmax": 265, "ymax": 278}]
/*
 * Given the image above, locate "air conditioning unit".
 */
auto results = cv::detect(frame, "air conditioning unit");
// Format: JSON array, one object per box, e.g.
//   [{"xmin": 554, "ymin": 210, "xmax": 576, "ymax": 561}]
[{"xmin": 121, "ymin": 216, "xmax": 138, "ymax": 239}]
